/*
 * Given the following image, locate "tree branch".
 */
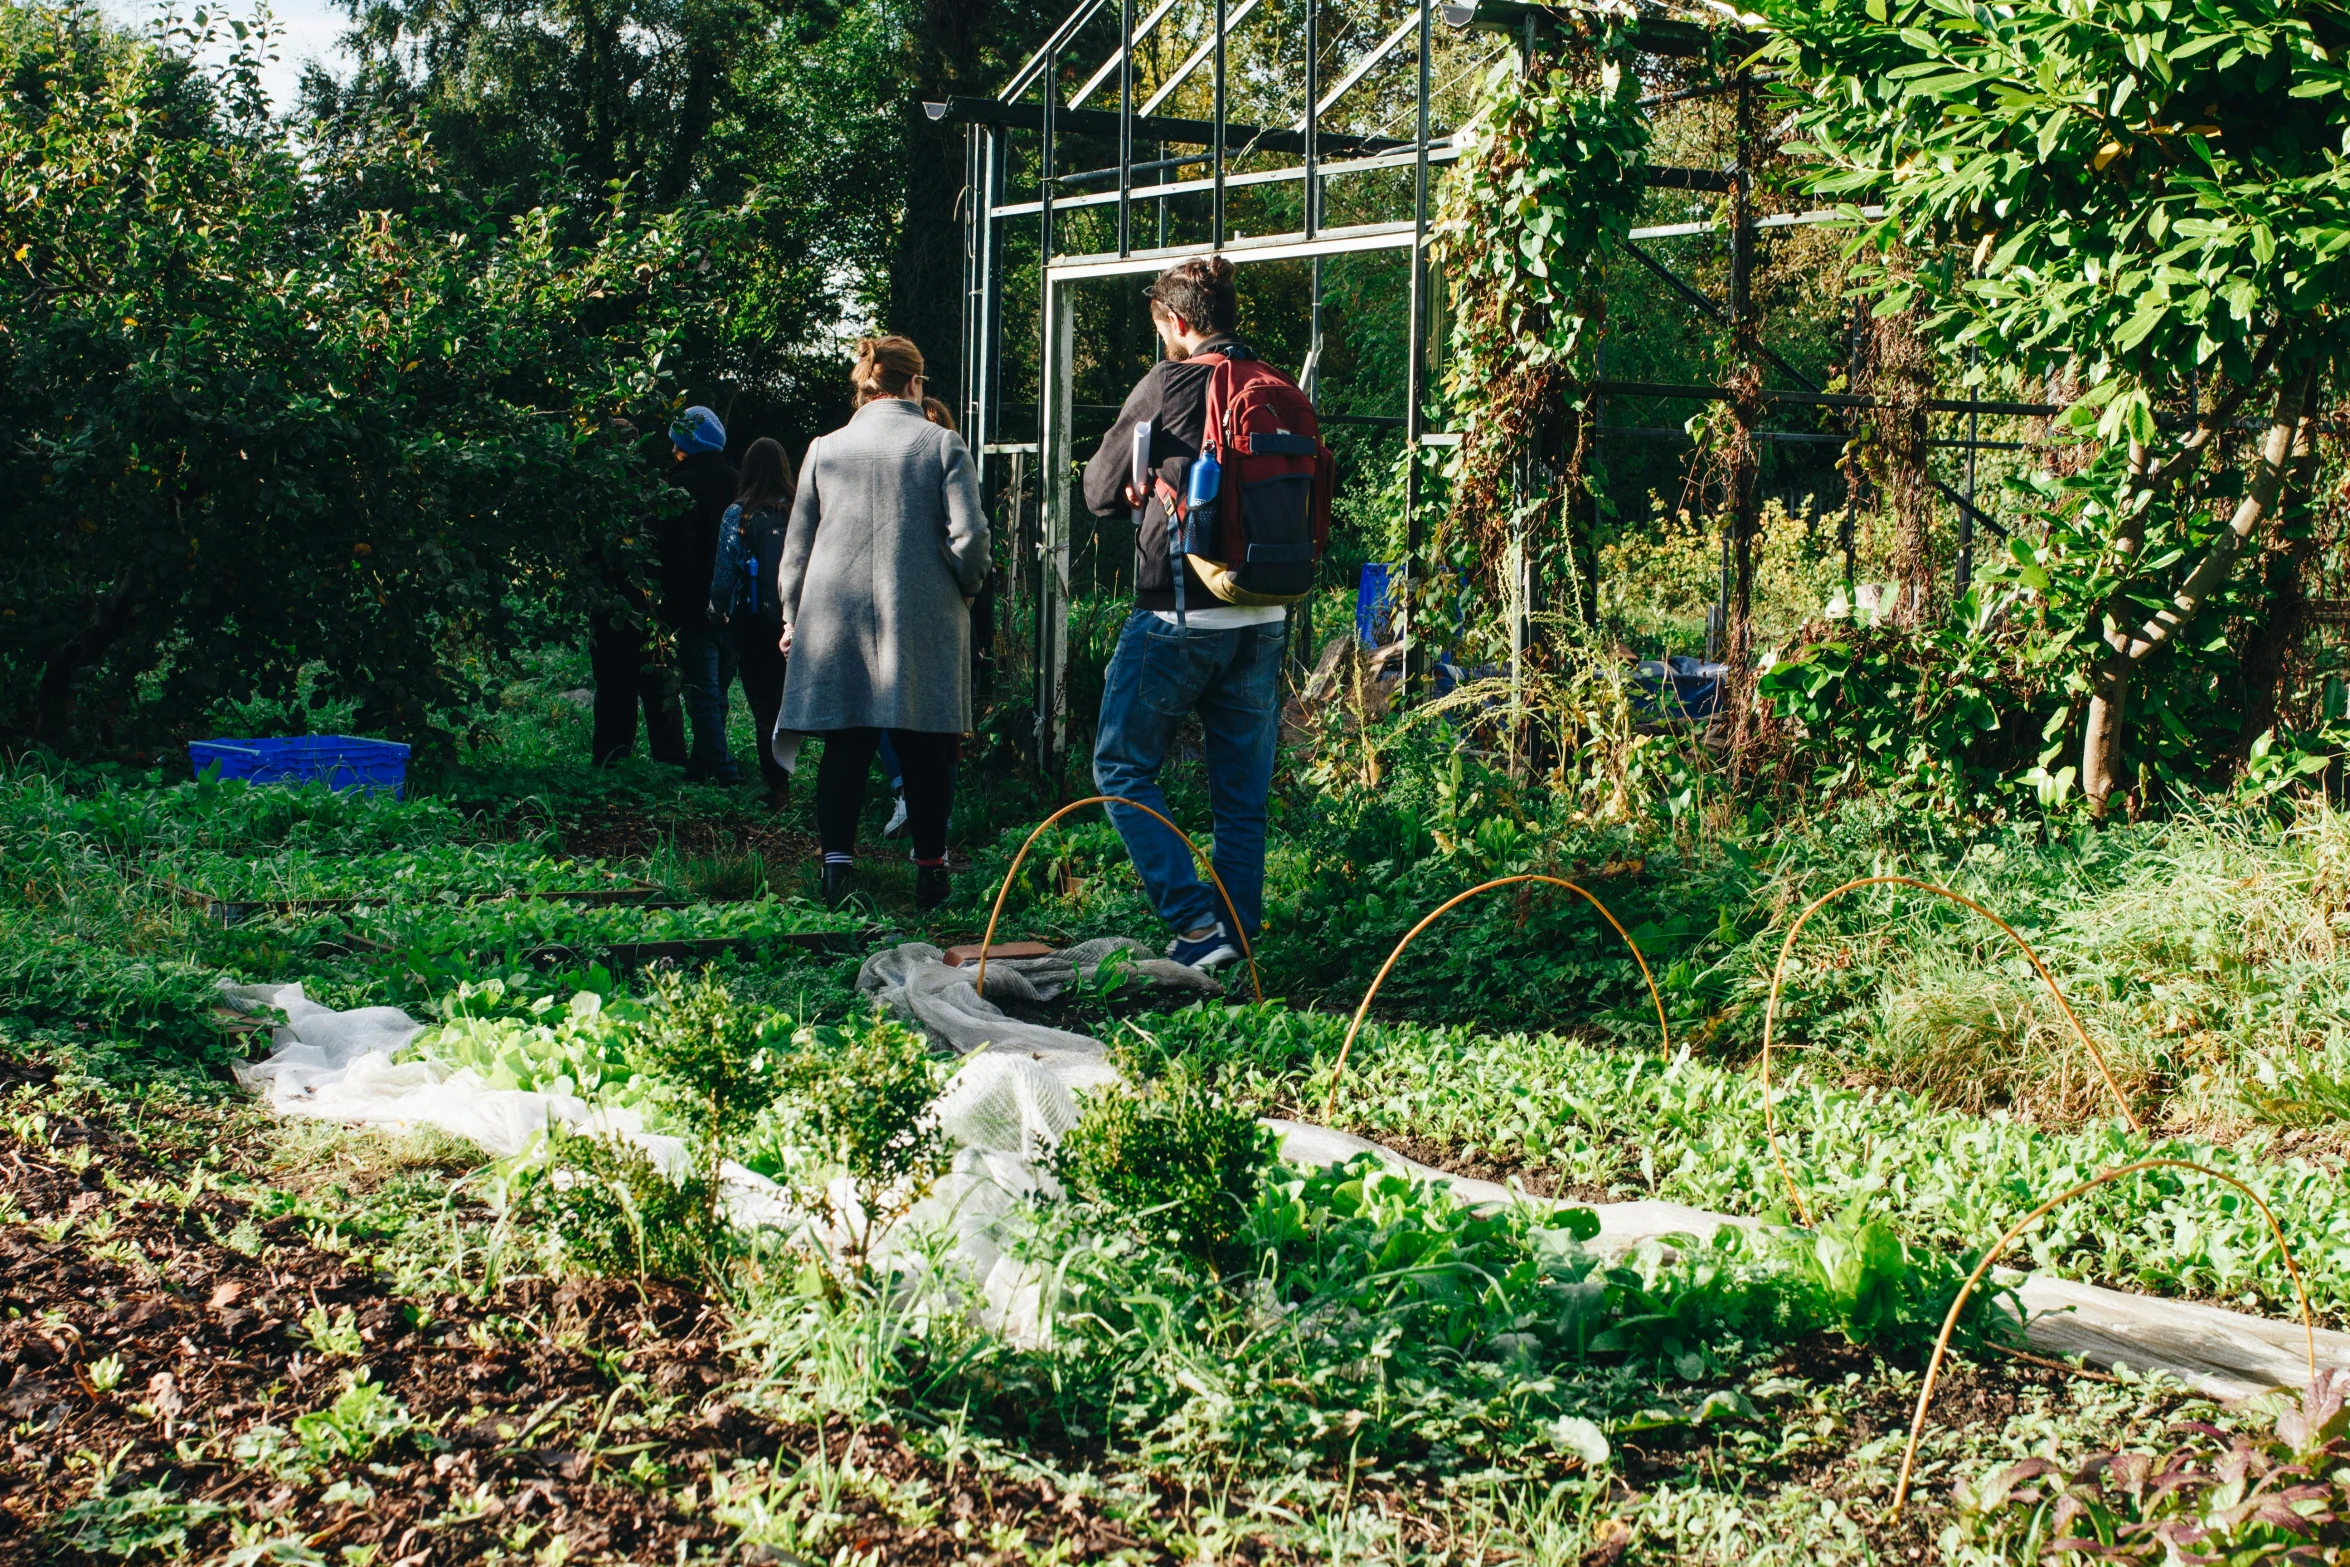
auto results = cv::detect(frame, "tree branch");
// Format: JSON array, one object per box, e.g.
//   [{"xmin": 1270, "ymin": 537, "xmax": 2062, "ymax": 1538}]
[{"xmin": 2116, "ymin": 367, "xmax": 2316, "ymax": 668}]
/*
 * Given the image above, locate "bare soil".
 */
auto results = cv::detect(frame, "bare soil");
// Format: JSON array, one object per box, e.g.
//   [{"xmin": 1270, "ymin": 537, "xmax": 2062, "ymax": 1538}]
[{"xmin": 0, "ymin": 1078, "xmax": 1152, "ymax": 1565}]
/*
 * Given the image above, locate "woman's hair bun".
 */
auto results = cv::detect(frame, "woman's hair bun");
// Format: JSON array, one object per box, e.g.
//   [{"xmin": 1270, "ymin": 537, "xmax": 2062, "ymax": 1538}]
[{"xmin": 851, "ymin": 335, "xmax": 925, "ymax": 405}]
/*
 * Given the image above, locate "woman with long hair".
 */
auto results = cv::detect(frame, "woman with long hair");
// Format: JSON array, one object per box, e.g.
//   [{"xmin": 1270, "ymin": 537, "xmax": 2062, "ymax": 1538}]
[
  {"xmin": 707, "ymin": 436, "xmax": 798, "ymax": 807},
  {"xmin": 777, "ymin": 337, "xmax": 988, "ymax": 910}
]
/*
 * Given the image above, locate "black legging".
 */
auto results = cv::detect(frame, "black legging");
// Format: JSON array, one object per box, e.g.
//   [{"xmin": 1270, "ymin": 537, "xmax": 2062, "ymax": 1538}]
[
  {"xmin": 733, "ymin": 624, "xmax": 792, "ymax": 792},
  {"xmin": 816, "ymin": 728, "xmax": 959, "ymax": 864}
]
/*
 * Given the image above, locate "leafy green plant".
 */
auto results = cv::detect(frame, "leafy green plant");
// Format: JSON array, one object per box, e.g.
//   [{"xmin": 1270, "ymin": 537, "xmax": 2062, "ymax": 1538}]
[
  {"xmin": 234, "ymin": 1370, "xmax": 421, "ymax": 1481},
  {"xmin": 1052, "ymin": 1066, "xmax": 1277, "ymax": 1260},
  {"xmin": 291, "ymin": 1372, "xmax": 419, "ymax": 1466},
  {"xmin": 1776, "ymin": 1203, "xmax": 2004, "ymax": 1350},
  {"xmin": 163, "ymin": 844, "xmax": 642, "ymax": 904},
  {"xmin": 1957, "ymin": 1370, "xmax": 2350, "ymax": 1560},
  {"xmin": 49, "ymin": 1462, "xmax": 224, "ymax": 1559},
  {"xmin": 762, "ymin": 1009, "xmax": 948, "ymax": 1255}
]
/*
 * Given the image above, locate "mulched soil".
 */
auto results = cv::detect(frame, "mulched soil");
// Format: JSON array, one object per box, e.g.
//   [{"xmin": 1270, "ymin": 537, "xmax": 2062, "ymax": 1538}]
[
  {"xmin": 0, "ymin": 1080, "xmax": 1163, "ymax": 1565},
  {"xmin": 2, "ymin": 1062, "xmax": 2164, "ymax": 1566},
  {"xmin": 1369, "ymin": 1129, "xmax": 1614, "ymax": 1202},
  {"xmin": 552, "ymin": 799, "xmax": 817, "ymax": 867}
]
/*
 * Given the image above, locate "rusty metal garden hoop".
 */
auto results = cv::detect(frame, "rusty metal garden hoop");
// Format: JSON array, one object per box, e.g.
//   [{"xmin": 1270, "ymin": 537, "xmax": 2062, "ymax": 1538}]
[
  {"xmin": 1762, "ymin": 876, "xmax": 2139, "ymax": 1228},
  {"xmin": 973, "ymin": 795, "xmax": 1263, "ymax": 1002},
  {"xmin": 1319, "ymin": 874, "xmax": 1667, "ymax": 1124},
  {"xmin": 1888, "ymin": 1155, "xmax": 2318, "ymax": 1517}
]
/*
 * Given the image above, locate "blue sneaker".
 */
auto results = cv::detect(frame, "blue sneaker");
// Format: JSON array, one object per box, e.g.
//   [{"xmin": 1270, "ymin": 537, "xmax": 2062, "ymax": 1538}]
[{"xmin": 1168, "ymin": 925, "xmax": 1240, "ymax": 972}]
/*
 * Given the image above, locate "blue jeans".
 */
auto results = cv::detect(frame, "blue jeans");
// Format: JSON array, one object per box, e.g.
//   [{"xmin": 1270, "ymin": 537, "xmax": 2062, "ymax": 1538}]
[
  {"xmin": 1093, "ymin": 611, "xmax": 1282, "ymax": 937},
  {"xmin": 676, "ymin": 624, "xmax": 739, "ymax": 779}
]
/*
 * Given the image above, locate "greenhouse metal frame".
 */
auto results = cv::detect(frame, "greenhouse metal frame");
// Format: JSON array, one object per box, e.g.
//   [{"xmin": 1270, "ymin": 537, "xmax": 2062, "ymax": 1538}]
[{"xmin": 928, "ymin": 0, "xmax": 2050, "ymax": 770}]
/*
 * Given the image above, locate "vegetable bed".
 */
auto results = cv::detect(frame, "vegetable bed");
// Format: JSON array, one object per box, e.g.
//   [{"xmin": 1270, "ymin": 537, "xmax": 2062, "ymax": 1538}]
[
  {"xmin": 325, "ymin": 895, "xmax": 875, "ymax": 967},
  {"xmin": 148, "ymin": 843, "xmax": 657, "ymax": 919}
]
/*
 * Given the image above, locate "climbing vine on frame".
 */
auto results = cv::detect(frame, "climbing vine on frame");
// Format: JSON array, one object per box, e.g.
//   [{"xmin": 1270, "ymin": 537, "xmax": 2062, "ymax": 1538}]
[{"xmin": 1433, "ymin": 35, "xmax": 1650, "ymax": 615}]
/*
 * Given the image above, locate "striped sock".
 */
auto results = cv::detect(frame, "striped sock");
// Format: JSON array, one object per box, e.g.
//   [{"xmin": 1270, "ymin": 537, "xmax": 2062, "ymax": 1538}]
[
  {"xmin": 823, "ymin": 852, "xmax": 854, "ymax": 868},
  {"xmin": 914, "ymin": 855, "xmax": 945, "ymax": 868}
]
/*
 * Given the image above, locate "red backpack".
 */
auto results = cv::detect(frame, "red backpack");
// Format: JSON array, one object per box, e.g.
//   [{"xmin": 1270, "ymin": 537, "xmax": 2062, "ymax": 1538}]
[{"xmin": 1158, "ymin": 348, "xmax": 1336, "ymax": 613}]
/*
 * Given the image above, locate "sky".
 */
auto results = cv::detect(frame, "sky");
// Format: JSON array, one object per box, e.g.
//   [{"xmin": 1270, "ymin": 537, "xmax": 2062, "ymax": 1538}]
[{"xmin": 100, "ymin": 0, "xmax": 356, "ymax": 110}]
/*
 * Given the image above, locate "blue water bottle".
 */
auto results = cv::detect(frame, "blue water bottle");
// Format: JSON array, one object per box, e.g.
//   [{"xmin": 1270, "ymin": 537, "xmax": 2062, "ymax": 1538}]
[
  {"xmin": 1182, "ymin": 451, "xmax": 1220, "ymax": 556},
  {"xmin": 745, "ymin": 555, "xmax": 759, "ymax": 614}
]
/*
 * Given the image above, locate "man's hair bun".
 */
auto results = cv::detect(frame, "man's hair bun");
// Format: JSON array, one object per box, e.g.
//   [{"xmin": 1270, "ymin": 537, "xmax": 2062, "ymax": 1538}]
[{"xmin": 1146, "ymin": 256, "xmax": 1239, "ymax": 334}]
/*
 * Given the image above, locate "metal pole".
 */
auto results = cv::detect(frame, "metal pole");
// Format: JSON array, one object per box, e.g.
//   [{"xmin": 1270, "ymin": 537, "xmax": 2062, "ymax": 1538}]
[
  {"xmin": 981, "ymin": 128, "xmax": 1005, "ymax": 455},
  {"xmin": 1040, "ymin": 42, "xmax": 1057, "ymax": 265},
  {"xmin": 1035, "ymin": 46, "xmax": 1059, "ymax": 774},
  {"xmin": 1401, "ymin": 0, "xmax": 1431, "ymax": 691},
  {"xmin": 1117, "ymin": 0, "xmax": 1134, "ymax": 257},
  {"xmin": 1841, "ymin": 300, "xmax": 1861, "ymax": 588},
  {"xmin": 1304, "ymin": 0, "xmax": 1319, "ymax": 240},
  {"xmin": 1047, "ymin": 292, "xmax": 1075, "ymax": 768},
  {"xmin": 964, "ymin": 125, "xmax": 990, "ymax": 462},
  {"xmin": 1297, "ymin": 249, "xmax": 1324, "ymax": 685},
  {"xmin": 1212, "ymin": 0, "xmax": 1227, "ymax": 248},
  {"xmin": 1726, "ymin": 73, "xmax": 1759, "ymax": 673},
  {"xmin": 1958, "ymin": 344, "xmax": 1978, "ymax": 597}
]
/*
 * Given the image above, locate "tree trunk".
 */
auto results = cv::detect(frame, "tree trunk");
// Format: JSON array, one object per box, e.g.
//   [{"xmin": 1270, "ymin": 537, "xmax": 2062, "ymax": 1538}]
[
  {"xmin": 2081, "ymin": 370, "xmax": 2317, "ymax": 816},
  {"xmin": 888, "ymin": 0, "xmax": 1002, "ymax": 398},
  {"xmin": 2082, "ymin": 668, "xmax": 2127, "ymax": 814},
  {"xmin": 2233, "ymin": 417, "xmax": 2320, "ymax": 760},
  {"xmin": 33, "ymin": 567, "xmax": 145, "ymax": 746}
]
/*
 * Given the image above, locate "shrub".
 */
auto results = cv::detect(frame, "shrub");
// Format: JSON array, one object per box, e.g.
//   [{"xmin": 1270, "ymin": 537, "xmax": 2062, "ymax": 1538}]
[
  {"xmin": 508, "ymin": 1127, "xmax": 713, "ymax": 1282},
  {"xmin": 629, "ymin": 968, "xmax": 781, "ymax": 1239},
  {"xmin": 1053, "ymin": 1066, "xmax": 1275, "ymax": 1260},
  {"xmin": 763, "ymin": 1008, "xmax": 948, "ymax": 1256}
]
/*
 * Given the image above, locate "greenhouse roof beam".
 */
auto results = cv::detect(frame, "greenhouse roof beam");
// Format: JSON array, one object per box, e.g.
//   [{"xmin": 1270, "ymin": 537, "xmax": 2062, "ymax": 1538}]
[
  {"xmin": 994, "ymin": 140, "xmax": 1457, "ymax": 219},
  {"xmin": 1439, "ymin": 0, "xmax": 1747, "ymax": 58},
  {"xmin": 1139, "ymin": 0, "xmax": 1263, "ymax": 115},
  {"xmin": 1002, "ymin": 0, "xmax": 1113, "ymax": 102},
  {"xmin": 1072, "ymin": 0, "xmax": 1185, "ymax": 108},
  {"xmin": 924, "ymin": 95, "xmax": 1409, "ymax": 159}
]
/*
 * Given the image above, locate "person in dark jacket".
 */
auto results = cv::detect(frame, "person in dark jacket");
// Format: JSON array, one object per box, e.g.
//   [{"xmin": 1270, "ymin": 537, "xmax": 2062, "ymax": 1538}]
[
  {"xmin": 1080, "ymin": 255, "xmax": 1277, "ymax": 973},
  {"xmin": 663, "ymin": 405, "xmax": 743, "ymax": 784},
  {"xmin": 707, "ymin": 437, "xmax": 798, "ymax": 809},
  {"xmin": 589, "ymin": 420, "xmax": 687, "ymax": 768}
]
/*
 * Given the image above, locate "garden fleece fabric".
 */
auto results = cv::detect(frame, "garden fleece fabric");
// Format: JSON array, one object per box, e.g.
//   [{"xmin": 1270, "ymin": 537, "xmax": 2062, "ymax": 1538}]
[{"xmin": 219, "ymin": 957, "xmax": 2350, "ymax": 1388}]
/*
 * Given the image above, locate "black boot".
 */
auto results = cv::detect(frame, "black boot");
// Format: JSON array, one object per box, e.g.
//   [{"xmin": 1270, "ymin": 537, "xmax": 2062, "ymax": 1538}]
[
  {"xmin": 916, "ymin": 863, "xmax": 950, "ymax": 912},
  {"xmin": 821, "ymin": 862, "xmax": 856, "ymax": 910}
]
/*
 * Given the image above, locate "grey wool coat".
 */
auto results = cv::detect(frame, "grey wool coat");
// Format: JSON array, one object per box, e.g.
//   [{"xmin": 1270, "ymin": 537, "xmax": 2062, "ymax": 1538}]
[{"xmin": 776, "ymin": 398, "xmax": 990, "ymax": 734}]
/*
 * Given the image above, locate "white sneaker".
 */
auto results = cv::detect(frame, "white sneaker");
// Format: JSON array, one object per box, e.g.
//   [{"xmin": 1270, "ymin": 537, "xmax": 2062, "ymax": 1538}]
[{"xmin": 882, "ymin": 795, "xmax": 909, "ymax": 838}]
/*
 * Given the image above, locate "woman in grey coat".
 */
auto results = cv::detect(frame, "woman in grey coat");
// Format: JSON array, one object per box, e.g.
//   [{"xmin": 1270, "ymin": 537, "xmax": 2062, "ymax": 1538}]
[{"xmin": 776, "ymin": 335, "xmax": 988, "ymax": 910}]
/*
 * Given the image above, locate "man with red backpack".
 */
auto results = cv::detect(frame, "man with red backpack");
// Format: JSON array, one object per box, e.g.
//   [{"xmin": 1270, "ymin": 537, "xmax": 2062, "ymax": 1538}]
[{"xmin": 1082, "ymin": 256, "xmax": 1333, "ymax": 972}]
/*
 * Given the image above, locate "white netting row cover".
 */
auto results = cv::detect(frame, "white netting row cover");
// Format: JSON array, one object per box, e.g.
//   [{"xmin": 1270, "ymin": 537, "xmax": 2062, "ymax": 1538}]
[{"xmin": 223, "ymin": 940, "xmax": 1237, "ymax": 1337}]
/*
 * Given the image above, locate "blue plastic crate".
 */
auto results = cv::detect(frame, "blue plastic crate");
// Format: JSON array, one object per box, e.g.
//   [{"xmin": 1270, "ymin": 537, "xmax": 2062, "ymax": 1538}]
[
  {"xmin": 188, "ymin": 735, "xmax": 410, "ymax": 798},
  {"xmin": 1355, "ymin": 562, "xmax": 1402, "ymax": 647}
]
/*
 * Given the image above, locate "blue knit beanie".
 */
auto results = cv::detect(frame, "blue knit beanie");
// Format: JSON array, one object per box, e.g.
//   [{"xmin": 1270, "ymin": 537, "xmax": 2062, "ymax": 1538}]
[{"xmin": 671, "ymin": 405, "xmax": 726, "ymax": 455}]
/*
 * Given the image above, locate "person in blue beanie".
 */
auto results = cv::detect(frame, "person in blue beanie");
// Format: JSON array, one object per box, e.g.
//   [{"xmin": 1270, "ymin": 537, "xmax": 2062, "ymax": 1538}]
[{"xmin": 663, "ymin": 405, "xmax": 742, "ymax": 784}]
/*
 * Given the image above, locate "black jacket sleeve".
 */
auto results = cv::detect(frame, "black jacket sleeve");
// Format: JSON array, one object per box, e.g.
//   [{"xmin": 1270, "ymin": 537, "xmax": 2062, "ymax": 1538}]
[
  {"xmin": 1084, "ymin": 369, "xmax": 1162, "ymax": 519},
  {"xmin": 1081, "ymin": 350, "xmax": 1225, "ymax": 609}
]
